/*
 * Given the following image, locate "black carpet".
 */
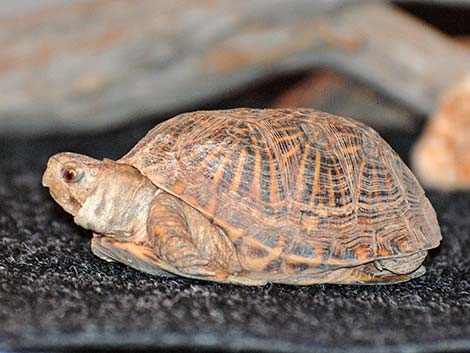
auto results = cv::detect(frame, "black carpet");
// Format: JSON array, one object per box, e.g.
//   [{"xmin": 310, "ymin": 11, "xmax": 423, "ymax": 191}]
[{"xmin": 1, "ymin": 116, "xmax": 469, "ymax": 353}]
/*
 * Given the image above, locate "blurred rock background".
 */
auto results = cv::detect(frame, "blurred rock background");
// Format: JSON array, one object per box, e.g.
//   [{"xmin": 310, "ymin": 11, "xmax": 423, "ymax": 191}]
[{"xmin": 0, "ymin": 0, "xmax": 469, "ymax": 136}]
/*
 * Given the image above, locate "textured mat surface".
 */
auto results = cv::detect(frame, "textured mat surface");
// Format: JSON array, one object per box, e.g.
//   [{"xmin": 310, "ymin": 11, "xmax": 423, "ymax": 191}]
[{"xmin": 0, "ymin": 115, "xmax": 469, "ymax": 353}]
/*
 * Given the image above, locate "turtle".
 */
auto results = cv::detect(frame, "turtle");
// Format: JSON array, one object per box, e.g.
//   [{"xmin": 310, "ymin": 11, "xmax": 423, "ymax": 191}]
[{"xmin": 42, "ymin": 108, "xmax": 442, "ymax": 285}]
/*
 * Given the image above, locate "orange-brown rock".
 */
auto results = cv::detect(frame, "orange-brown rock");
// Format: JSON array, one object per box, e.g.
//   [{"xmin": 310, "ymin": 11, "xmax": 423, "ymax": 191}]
[{"xmin": 412, "ymin": 77, "xmax": 470, "ymax": 190}]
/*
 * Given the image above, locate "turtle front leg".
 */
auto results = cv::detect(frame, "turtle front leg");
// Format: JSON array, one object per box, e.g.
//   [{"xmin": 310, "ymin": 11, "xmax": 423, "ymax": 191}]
[{"xmin": 147, "ymin": 192, "xmax": 241, "ymax": 282}]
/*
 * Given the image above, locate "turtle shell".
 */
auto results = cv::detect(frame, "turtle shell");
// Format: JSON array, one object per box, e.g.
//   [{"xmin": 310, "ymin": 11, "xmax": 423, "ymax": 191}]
[{"xmin": 120, "ymin": 108, "xmax": 441, "ymax": 273}]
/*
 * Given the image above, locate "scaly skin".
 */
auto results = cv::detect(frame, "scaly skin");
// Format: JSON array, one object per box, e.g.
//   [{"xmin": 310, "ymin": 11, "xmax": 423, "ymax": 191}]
[{"xmin": 43, "ymin": 155, "xmax": 240, "ymax": 281}]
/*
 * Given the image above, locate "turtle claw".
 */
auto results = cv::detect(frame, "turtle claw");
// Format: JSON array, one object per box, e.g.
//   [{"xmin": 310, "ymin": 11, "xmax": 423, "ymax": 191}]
[
  {"xmin": 177, "ymin": 258, "xmax": 210, "ymax": 268},
  {"xmin": 179, "ymin": 265, "xmax": 216, "ymax": 277},
  {"xmin": 173, "ymin": 256, "xmax": 216, "ymax": 277}
]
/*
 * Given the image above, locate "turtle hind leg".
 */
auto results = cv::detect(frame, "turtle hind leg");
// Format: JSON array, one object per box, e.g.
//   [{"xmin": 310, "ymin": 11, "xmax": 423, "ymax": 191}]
[
  {"xmin": 328, "ymin": 251, "xmax": 428, "ymax": 285},
  {"xmin": 342, "ymin": 263, "xmax": 426, "ymax": 285},
  {"xmin": 278, "ymin": 262, "xmax": 426, "ymax": 285},
  {"xmin": 376, "ymin": 251, "xmax": 427, "ymax": 275}
]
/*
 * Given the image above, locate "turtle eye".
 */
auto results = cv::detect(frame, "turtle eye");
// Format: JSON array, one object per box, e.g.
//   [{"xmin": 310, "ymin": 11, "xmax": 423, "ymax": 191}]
[{"xmin": 61, "ymin": 167, "xmax": 83, "ymax": 183}]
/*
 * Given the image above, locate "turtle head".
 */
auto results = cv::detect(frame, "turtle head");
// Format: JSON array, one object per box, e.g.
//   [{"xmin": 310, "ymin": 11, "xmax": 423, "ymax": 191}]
[
  {"xmin": 43, "ymin": 153, "xmax": 156, "ymax": 240},
  {"xmin": 42, "ymin": 152, "xmax": 102, "ymax": 216}
]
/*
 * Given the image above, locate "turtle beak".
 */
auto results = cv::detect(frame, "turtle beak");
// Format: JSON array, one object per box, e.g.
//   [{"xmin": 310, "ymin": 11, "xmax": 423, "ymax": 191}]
[{"xmin": 42, "ymin": 155, "xmax": 60, "ymax": 188}]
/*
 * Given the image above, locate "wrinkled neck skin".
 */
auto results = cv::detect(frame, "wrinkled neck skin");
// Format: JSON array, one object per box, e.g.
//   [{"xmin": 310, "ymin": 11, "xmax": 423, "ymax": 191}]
[{"xmin": 74, "ymin": 160, "xmax": 158, "ymax": 243}]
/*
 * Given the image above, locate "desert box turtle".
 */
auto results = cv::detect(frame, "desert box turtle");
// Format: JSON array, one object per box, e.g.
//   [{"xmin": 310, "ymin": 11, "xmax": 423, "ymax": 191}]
[{"xmin": 43, "ymin": 108, "xmax": 442, "ymax": 285}]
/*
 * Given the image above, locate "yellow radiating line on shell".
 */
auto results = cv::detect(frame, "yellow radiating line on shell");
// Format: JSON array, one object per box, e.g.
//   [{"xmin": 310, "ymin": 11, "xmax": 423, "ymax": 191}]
[
  {"xmin": 231, "ymin": 148, "xmax": 247, "ymax": 193},
  {"xmin": 310, "ymin": 150, "xmax": 322, "ymax": 206}
]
